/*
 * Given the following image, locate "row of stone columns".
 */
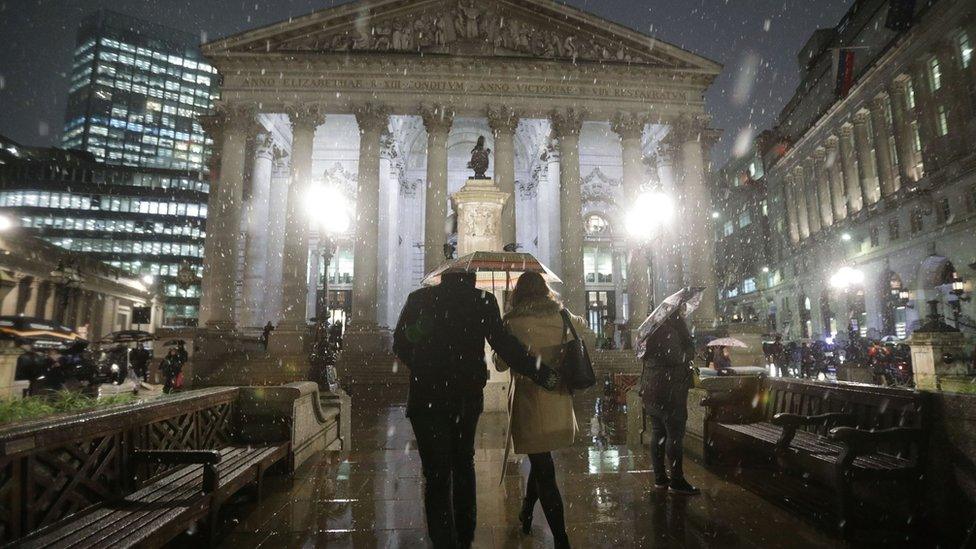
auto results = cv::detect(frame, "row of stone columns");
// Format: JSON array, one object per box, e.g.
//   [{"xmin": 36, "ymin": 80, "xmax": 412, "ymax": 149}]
[
  {"xmin": 786, "ymin": 31, "xmax": 976, "ymax": 244},
  {"xmin": 200, "ymin": 103, "xmax": 716, "ymax": 345}
]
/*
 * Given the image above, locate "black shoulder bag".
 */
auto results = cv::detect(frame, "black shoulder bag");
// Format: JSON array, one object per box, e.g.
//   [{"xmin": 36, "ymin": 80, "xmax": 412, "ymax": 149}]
[{"xmin": 559, "ymin": 309, "xmax": 595, "ymax": 390}]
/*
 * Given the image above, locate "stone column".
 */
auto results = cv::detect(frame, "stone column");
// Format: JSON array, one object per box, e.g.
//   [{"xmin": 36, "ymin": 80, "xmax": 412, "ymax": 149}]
[
  {"xmin": 199, "ymin": 105, "xmax": 252, "ymax": 331},
  {"xmin": 611, "ymin": 112, "xmax": 651, "ymax": 329},
  {"xmin": 655, "ymin": 145, "xmax": 684, "ymax": 293},
  {"xmin": 852, "ymin": 112, "xmax": 877, "ymax": 207},
  {"xmin": 241, "ymin": 133, "xmax": 274, "ymax": 329},
  {"xmin": 264, "ymin": 149, "xmax": 290, "ymax": 323},
  {"xmin": 813, "ymin": 149, "xmax": 834, "ymax": 228},
  {"xmin": 420, "ymin": 104, "xmax": 453, "ymax": 273},
  {"xmin": 803, "ymin": 160, "xmax": 822, "ymax": 235},
  {"xmin": 825, "ymin": 136, "xmax": 848, "ymax": 222},
  {"xmin": 271, "ymin": 106, "xmax": 325, "ymax": 355},
  {"xmin": 784, "ymin": 173, "xmax": 800, "ymax": 244},
  {"xmin": 869, "ymin": 96, "xmax": 897, "ymax": 198},
  {"xmin": 888, "ymin": 81, "xmax": 917, "ymax": 185},
  {"xmin": 550, "ymin": 109, "xmax": 586, "ymax": 316},
  {"xmin": 937, "ymin": 40, "xmax": 974, "ymax": 159},
  {"xmin": 838, "ymin": 124, "xmax": 861, "ymax": 214},
  {"xmin": 910, "ymin": 59, "xmax": 939, "ymax": 171},
  {"xmin": 793, "ymin": 167, "xmax": 811, "ymax": 239},
  {"xmin": 672, "ymin": 114, "xmax": 717, "ymax": 329},
  {"xmin": 351, "ymin": 103, "xmax": 389, "ymax": 331},
  {"xmin": 488, "ymin": 105, "xmax": 519, "ymax": 249}
]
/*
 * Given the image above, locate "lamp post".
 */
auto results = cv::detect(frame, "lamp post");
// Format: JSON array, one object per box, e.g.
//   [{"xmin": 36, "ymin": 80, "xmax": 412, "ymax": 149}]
[
  {"xmin": 949, "ymin": 272, "xmax": 970, "ymax": 329},
  {"xmin": 306, "ymin": 184, "xmax": 351, "ymax": 324},
  {"xmin": 50, "ymin": 260, "xmax": 82, "ymax": 325},
  {"xmin": 625, "ymin": 187, "xmax": 675, "ymax": 321}
]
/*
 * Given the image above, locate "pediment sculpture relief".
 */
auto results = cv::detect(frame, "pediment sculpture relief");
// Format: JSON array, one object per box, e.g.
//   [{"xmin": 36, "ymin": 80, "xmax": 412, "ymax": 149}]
[{"xmin": 271, "ymin": 0, "xmax": 671, "ymax": 65}]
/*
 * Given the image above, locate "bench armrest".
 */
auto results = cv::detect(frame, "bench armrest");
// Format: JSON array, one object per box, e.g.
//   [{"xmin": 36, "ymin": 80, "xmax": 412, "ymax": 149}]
[
  {"xmin": 827, "ymin": 426, "xmax": 924, "ymax": 447},
  {"xmin": 827, "ymin": 426, "xmax": 925, "ymax": 472},
  {"xmin": 132, "ymin": 450, "xmax": 221, "ymax": 492},
  {"xmin": 772, "ymin": 413, "xmax": 854, "ymax": 450}
]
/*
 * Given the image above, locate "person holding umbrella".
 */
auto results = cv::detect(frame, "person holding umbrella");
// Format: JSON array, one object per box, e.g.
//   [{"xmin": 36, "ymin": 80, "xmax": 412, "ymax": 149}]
[{"xmin": 637, "ymin": 287, "xmax": 703, "ymax": 496}]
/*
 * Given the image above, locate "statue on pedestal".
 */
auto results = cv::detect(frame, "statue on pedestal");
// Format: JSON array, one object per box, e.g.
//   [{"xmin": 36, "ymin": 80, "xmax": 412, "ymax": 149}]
[{"xmin": 468, "ymin": 136, "xmax": 491, "ymax": 179}]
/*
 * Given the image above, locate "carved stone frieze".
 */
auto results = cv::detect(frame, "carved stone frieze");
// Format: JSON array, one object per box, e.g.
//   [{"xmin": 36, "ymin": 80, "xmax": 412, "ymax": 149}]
[
  {"xmin": 258, "ymin": 0, "xmax": 679, "ymax": 67},
  {"xmin": 667, "ymin": 113, "xmax": 710, "ymax": 144},
  {"xmin": 286, "ymin": 104, "xmax": 327, "ymax": 131},
  {"xmin": 401, "ymin": 178, "xmax": 421, "ymax": 197},
  {"xmin": 516, "ymin": 179, "xmax": 537, "ymax": 199},
  {"xmin": 581, "ymin": 167, "xmax": 621, "ymax": 203}
]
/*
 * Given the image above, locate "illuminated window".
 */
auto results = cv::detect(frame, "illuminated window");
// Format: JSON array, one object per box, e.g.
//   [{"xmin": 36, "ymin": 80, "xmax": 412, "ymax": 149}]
[
  {"xmin": 584, "ymin": 214, "xmax": 610, "ymax": 235},
  {"xmin": 958, "ymin": 32, "xmax": 973, "ymax": 69},
  {"xmin": 928, "ymin": 57, "xmax": 942, "ymax": 92},
  {"xmin": 937, "ymin": 105, "xmax": 949, "ymax": 136}
]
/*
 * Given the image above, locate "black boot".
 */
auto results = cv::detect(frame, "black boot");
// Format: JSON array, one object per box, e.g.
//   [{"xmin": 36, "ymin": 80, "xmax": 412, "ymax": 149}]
[
  {"xmin": 654, "ymin": 473, "xmax": 670, "ymax": 490},
  {"xmin": 668, "ymin": 477, "xmax": 701, "ymax": 496},
  {"xmin": 519, "ymin": 497, "xmax": 534, "ymax": 534}
]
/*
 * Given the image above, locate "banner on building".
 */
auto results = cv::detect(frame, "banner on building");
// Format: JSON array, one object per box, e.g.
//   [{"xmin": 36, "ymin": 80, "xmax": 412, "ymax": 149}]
[{"xmin": 832, "ymin": 48, "xmax": 857, "ymax": 97}]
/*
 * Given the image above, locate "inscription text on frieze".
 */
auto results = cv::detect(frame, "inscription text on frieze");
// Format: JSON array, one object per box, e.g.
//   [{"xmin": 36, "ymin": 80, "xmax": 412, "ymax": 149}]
[{"xmin": 236, "ymin": 76, "xmax": 688, "ymax": 102}]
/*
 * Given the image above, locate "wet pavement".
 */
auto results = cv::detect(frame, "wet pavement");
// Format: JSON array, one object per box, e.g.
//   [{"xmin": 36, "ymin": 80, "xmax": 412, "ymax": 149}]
[{"xmin": 214, "ymin": 386, "xmax": 841, "ymax": 548}]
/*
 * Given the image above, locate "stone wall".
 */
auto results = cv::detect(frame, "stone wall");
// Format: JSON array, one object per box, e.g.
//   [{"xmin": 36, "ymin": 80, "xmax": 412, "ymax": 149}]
[{"xmin": 924, "ymin": 391, "xmax": 976, "ymax": 546}]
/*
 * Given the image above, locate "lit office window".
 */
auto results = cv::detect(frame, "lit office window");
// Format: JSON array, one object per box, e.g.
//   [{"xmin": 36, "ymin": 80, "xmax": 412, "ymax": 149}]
[
  {"xmin": 928, "ymin": 57, "xmax": 942, "ymax": 92},
  {"xmin": 937, "ymin": 105, "xmax": 949, "ymax": 136},
  {"xmin": 959, "ymin": 31, "xmax": 973, "ymax": 69}
]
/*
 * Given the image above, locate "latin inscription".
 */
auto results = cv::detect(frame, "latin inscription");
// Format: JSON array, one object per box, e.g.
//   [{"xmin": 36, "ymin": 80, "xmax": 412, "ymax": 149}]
[{"xmin": 236, "ymin": 76, "xmax": 687, "ymax": 102}]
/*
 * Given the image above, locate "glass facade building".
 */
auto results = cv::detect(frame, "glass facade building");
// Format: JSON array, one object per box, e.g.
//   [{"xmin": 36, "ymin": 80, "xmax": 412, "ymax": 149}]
[{"xmin": 30, "ymin": 9, "xmax": 220, "ymax": 326}]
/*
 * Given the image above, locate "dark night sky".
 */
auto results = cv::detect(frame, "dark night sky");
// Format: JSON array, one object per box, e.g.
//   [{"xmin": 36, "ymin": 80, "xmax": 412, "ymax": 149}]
[{"xmin": 0, "ymin": 0, "xmax": 853, "ymax": 163}]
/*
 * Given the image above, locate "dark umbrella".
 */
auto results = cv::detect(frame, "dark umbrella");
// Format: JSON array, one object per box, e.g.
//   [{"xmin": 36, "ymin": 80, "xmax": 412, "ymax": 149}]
[
  {"xmin": 99, "ymin": 330, "xmax": 155, "ymax": 344},
  {"xmin": 0, "ymin": 316, "xmax": 85, "ymax": 348},
  {"xmin": 163, "ymin": 339, "xmax": 186, "ymax": 347}
]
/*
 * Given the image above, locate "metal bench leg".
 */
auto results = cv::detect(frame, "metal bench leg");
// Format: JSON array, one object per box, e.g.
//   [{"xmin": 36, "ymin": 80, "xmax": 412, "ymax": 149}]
[
  {"xmin": 835, "ymin": 477, "xmax": 854, "ymax": 539},
  {"xmin": 208, "ymin": 501, "xmax": 222, "ymax": 546},
  {"xmin": 256, "ymin": 465, "xmax": 266, "ymax": 502}
]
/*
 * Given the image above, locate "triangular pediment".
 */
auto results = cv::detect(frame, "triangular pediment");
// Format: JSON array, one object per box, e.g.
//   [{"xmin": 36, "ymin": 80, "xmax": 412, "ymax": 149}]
[{"xmin": 204, "ymin": 0, "xmax": 720, "ymax": 71}]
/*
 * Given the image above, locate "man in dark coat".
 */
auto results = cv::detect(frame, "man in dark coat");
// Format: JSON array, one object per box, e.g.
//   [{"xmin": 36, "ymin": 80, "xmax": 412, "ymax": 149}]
[
  {"xmin": 129, "ymin": 343, "xmax": 151, "ymax": 382},
  {"xmin": 14, "ymin": 341, "xmax": 49, "ymax": 397},
  {"xmin": 639, "ymin": 311, "xmax": 699, "ymax": 495},
  {"xmin": 393, "ymin": 272, "xmax": 559, "ymax": 549}
]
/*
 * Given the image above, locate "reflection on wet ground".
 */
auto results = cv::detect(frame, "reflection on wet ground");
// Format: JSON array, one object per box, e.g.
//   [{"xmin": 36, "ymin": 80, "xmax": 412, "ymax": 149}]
[{"xmin": 212, "ymin": 386, "xmax": 840, "ymax": 548}]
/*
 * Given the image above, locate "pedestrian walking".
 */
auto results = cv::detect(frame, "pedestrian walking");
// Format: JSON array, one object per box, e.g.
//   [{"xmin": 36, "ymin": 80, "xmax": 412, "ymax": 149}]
[
  {"xmin": 329, "ymin": 320, "xmax": 343, "ymax": 350},
  {"xmin": 494, "ymin": 272, "xmax": 580, "ymax": 548},
  {"xmin": 129, "ymin": 343, "xmax": 151, "ymax": 381},
  {"xmin": 393, "ymin": 271, "xmax": 560, "ymax": 549},
  {"xmin": 640, "ymin": 310, "xmax": 700, "ymax": 495},
  {"xmin": 602, "ymin": 316, "xmax": 616, "ymax": 349},
  {"xmin": 160, "ymin": 348, "xmax": 183, "ymax": 394},
  {"xmin": 260, "ymin": 321, "xmax": 275, "ymax": 350}
]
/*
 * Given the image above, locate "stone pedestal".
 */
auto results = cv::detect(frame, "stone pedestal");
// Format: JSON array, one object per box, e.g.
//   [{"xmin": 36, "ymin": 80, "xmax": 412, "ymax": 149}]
[
  {"xmin": 343, "ymin": 325, "xmax": 393, "ymax": 354},
  {"xmin": 0, "ymin": 340, "xmax": 22, "ymax": 400},
  {"xmin": 452, "ymin": 178, "xmax": 511, "ymax": 412},
  {"xmin": 909, "ymin": 330, "xmax": 969, "ymax": 391},
  {"xmin": 268, "ymin": 326, "xmax": 307, "ymax": 356}
]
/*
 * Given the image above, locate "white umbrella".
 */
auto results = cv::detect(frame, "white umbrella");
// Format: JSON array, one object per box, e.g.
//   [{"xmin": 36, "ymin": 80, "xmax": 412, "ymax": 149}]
[
  {"xmin": 635, "ymin": 287, "xmax": 705, "ymax": 356},
  {"xmin": 707, "ymin": 337, "xmax": 748, "ymax": 348}
]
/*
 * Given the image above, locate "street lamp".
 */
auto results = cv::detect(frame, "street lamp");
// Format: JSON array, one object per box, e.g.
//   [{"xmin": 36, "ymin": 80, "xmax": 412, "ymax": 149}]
[
  {"xmin": 829, "ymin": 266, "xmax": 864, "ymax": 290},
  {"xmin": 307, "ymin": 184, "xmax": 351, "ymax": 322},
  {"xmin": 0, "ymin": 214, "xmax": 14, "ymax": 232},
  {"xmin": 50, "ymin": 260, "xmax": 82, "ymax": 325},
  {"xmin": 625, "ymin": 188, "xmax": 675, "ymax": 327},
  {"xmin": 626, "ymin": 188, "xmax": 674, "ymax": 240},
  {"xmin": 949, "ymin": 272, "xmax": 970, "ymax": 328}
]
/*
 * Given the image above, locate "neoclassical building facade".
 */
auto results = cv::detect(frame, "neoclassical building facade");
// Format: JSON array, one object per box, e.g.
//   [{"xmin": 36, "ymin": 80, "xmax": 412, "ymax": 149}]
[
  {"xmin": 753, "ymin": 0, "xmax": 976, "ymax": 341},
  {"xmin": 197, "ymin": 0, "xmax": 721, "ymax": 353}
]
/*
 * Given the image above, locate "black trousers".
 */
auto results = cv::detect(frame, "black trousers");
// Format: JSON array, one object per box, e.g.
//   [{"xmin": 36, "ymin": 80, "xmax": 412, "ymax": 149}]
[
  {"xmin": 524, "ymin": 452, "xmax": 570, "ymax": 547},
  {"xmin": 409, "ymin": 400, "xmax": 482, "ymax": 549},
  {"xmin": 648, "ymin": 412, "xmax": 687, "ymax": 482}
]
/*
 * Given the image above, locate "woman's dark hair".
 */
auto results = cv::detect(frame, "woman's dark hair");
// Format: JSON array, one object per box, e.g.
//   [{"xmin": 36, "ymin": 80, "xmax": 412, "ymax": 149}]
[{"xmin": 510, "ymin": 271, "xmax": 559, "ymax": 309}]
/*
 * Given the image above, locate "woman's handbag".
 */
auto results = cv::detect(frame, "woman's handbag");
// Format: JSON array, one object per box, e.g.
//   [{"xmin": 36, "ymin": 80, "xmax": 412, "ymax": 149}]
[{"xmin": 559, "ymin": 309, "xmax": 595, "ymax": 390}]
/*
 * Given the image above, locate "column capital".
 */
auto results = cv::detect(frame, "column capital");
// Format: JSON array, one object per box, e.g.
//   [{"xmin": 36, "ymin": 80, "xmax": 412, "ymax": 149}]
[
  {"xmin": 839, "ymin": 123, "xmax": 855, "ymax": 138},
  {"xmin": 668, "ymin": 113, "xmax": 710, "ymax": 144},
  {"xmin": 419, "ymin": 103, "xmax": 455, "ymax": 133},
  {"xmin": 286, "ymin": 105, "xmax": 326, "ymax": 132},
  {"xmin": 853, "ymin": 110, "xmax": 871, "ymax": 125},
  {"xmin": 199, "ymin": 103, "xmax": 258, "ymax": 138},
  {"xmin": 487, "ymin": 105, "xmax": 520, "ymax": 135},
  {"xmin": 254, "ymin": 133, "xmax": 275, "ymax": 159},
  {"xmin": 610, "ymin": 111, "xmax": 648, "ymax": 139},
  {"xmin": 870, "ymin": 94, "xmax": 890, "ymax": 112},
  {"xmin": 549, "ymin": 108, "xmax": 584, "ymax": 139},
  {"xmin": 824, "ymin": 135, "xmax": 839, "ymax": 149},
  {"xmin": 354, "ymin": 102, "xmax": 391, "ymax": 134},
  {"xmin": 812, "ymin": 147, "xmax": 827, "ymax": 161}
]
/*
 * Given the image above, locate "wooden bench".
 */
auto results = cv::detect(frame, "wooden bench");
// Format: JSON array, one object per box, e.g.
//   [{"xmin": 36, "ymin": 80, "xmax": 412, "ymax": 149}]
[
  {"xmin": 701, "ymin": 377, "xmax": 929, "ymax": 539},
  {"xmin": 18, "ymin": 444, "xmax": 288, "ymax": 548}
]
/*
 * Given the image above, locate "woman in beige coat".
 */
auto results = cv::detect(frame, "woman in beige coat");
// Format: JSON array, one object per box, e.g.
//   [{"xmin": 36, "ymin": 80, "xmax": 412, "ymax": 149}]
[{"xmin": 495, "ymin": 272, "xmax": 585, "ymax": 549}]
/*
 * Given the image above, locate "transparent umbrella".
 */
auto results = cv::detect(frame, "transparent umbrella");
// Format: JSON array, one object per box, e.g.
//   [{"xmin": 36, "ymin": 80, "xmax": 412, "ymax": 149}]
[
  {"xmin": 635, "ymin": 287, "xmax": 705, "ymax": 357},
  {"xmin": 421, "ymin": 251, "xmax": 561, "ymax": 291}
]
